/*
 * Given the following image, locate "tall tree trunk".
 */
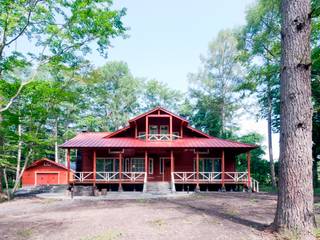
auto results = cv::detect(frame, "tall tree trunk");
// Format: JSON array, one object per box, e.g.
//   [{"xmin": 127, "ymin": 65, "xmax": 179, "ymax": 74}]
[
  {"xmin": 54, "ymin": 118, "xmax": 59, "ymax": 163},
  {"xmin": 15, "ymin": 123, "xmax": 22, "ymax": 183},
  {"xmin": 12, "ymin": 149, "xmax": 32, "ymax": 193},
  {"xmin": 274, "ymin": 0, "xmax": 315, "ymax": 238},
  {"xmin": 0, "ymin": 168, "xmax": 3, "ymax": 193},
  {"xmin": 267, "ymin": 83, "xmax": 276, "ymax": 189},
  {"xmin": 3, "ymin": 168, "xmax": 10, "ymax": 200}
]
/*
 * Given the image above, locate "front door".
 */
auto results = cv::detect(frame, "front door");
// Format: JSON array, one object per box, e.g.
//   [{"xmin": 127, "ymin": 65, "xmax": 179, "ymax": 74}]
[{"xmin": 160, "ymin": 157, "xmax": 171, "ymax": 181}]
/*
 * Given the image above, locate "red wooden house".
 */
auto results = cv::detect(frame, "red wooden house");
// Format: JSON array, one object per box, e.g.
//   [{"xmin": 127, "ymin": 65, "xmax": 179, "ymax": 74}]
[{"xmin": 60, "ymin": 107, "xmax": 259, "ymax": 192}]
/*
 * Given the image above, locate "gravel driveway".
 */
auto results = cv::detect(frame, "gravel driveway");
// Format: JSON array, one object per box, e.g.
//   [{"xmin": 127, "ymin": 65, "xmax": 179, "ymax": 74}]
[{"xmin": 0, "ymin": 192, "xmax": 279, "ymax": 240}]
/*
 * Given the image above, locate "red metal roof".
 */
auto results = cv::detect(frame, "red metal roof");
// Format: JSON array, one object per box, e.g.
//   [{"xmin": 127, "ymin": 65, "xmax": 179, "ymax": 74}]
[
  {"xmin": 26, "ymin": 158, "xmax": 69, "ymax": 170},
  {"xmin": 60, "ymin": 134, "xmax": 257, "ymax": 149},
  {"xmin": 128, "ymin": 106, "xmax": 188, "ymax": 123}
]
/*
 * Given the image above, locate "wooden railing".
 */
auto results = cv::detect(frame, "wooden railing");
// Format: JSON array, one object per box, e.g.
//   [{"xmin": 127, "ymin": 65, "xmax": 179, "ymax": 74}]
[
  {"xmin": 173, "ymin": 171, "xmax": 248, "ymax": 183},
  {"xmin": 172, "ymin": 171, "xmax": 259, "ymax": 192},
  {"xmin": 138, "ymin": 134, "xmax": 181, "ymax": 141},
  {"xmin": 122, "ymin": 172, "xmax": 146, "ymax": 182},
  {"xmin": 72, "ymin": 172, "xmax": 145, "ymax": 183}
]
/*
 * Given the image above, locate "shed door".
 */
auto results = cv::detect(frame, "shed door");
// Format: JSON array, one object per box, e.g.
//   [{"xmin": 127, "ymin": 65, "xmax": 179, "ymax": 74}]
[{"xmin": 36, "ymin": 173, "xmax": 59, "ymax": 185}]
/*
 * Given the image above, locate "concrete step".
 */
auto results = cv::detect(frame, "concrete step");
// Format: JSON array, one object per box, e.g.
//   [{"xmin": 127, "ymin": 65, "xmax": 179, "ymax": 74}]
[{"xmin": 145, "ymin": 182, "xmax": 171, "ymax": 194}]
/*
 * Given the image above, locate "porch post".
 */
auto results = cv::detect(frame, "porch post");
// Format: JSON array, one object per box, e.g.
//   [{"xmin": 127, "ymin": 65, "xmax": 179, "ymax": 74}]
[
  {"xmin": 169, "ymin": 115, "xmax": 173, "ymax": 140},
  {"xmin": 195, "ymin": 151, "xmax": 200, "ymax": 192},
  {"xmin": 93, "ymin": 150, "xmax": 96, "ymax": 188},
  {"xmin": 247, "ymin": 151, "xmax": 251, "ymax": 189},
  {"xmin": 67, "ymin": 148, "xmax": 71, "ymax": 184},
  {"xmin": 143, "ymin": 150, "xmax": 148, "ymax": 193},
  {"xmin": 118, "ymin": 152, "xmax": 123, "ymax": 192},
  {"xmin": 146, "ymin": 116, "xmax": 149, "ymax": 141},
  {"xmin": 171, "ymin": 150, "xmax": 176, "ymax": 192},
  {"xmin": 221, "ymin": 150, "xmax": 225, "ymax": 191}
]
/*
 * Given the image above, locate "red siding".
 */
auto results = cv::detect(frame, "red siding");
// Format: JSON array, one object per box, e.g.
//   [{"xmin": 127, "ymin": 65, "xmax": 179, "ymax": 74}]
[{"xmin": 22, "ymin": 161, "xmax": 68, "ymax": 186}]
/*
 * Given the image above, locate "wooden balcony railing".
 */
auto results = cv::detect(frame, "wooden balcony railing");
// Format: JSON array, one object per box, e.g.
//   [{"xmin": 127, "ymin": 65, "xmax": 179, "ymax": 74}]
[{"xmin": 137, "ymin": 134, "xmax": 181, "ymax": 141}]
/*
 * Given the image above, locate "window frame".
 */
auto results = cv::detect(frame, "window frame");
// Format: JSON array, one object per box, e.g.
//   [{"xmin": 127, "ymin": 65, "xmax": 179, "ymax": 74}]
[
  {"xmin": 149, "ymin": 125, "xmax": 158, "ymax": 135},
  {"xmin": 149, "ymin": 158, "xmax": 154, "ymax": 174},
  {"xmin": 160, "ymin": 125, "xmax": 169, "ymax": 134}
]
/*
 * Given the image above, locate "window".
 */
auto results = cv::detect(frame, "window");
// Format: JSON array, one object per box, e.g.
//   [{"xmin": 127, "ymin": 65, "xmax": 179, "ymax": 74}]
[
  {"xmin": 149, "ymin": 125, "xmax": 158, "ymax": 134},
  {"xmin": 149, "ymin": 158, "xmax": 153, "ymax": 174},
  {"xmin": 160, "ymin": 158, "xmax": 164, "ymax": 174},
  {"xmin": 96, "ymin": 158, "xmax": 119, "ymax": 172},
  {"xmin": 193, "ymin": 158, "xmax": 221, "ymax": 172},
  {"xmin": 124, "ymin": 158, "xmax": 130, "ymax": 172},
  {"xmin": 131, "ymin": 158, "xmax": 145, "ymax": 172},
  {"xmin": 160, "ymin": 125, "xmax": 169, "ymax": 134}
]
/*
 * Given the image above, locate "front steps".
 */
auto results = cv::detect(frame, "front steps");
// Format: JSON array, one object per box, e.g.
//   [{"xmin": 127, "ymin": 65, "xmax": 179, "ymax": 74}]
[{"xmin": 144, "ymin": 181, "xmax": 173, "ymax": 194}]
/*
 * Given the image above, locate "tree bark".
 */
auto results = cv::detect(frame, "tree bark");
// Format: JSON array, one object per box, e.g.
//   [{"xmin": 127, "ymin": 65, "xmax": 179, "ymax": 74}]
[
  {"xmin": 54, "ymin": 118, "xmax": 59, "ymax": 163},
  {"xmin": 3, "ymin": 168, "xmax": 10, "ymax": 200},
  {"xmin": 15, "ymin": 123, "xmax": 22, "ymax": 183},
  {"xmin": 274, "ymin": 0, "xmax": 315, "ymax": 238},
  {"xmin": 267, "ymin": 83, "xmax": 277, "ymax": 189},
  {"xmin": 0, "ymin": 168, "xmax": 3, "ymax": 193}
]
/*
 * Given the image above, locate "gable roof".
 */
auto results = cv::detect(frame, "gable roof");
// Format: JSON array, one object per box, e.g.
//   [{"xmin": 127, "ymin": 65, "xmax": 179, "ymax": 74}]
[
  {"xmin": 129, "ymin": 106, "xmax": 188, "ymax": 123},
  {"xmin": 26, "ymin": 158, "xmax": 69, "ymax": 171}
]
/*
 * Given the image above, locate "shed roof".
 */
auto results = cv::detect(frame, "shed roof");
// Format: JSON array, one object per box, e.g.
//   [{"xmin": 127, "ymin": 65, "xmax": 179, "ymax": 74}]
[{"xmin": 26, "ymin": 158, "xmax": 69, "ymax": 171}]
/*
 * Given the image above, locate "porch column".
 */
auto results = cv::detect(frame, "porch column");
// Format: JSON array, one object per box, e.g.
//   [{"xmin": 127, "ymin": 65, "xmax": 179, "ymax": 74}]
[
  {"xmin": 195, "ymin": 151, "xmax": 200, "ymax": 192},
  {"xmin": 170, "ymin": 150, "xmax": 176, "ymax": 192},
  {"xmin": 93, "ymin": 150, "xmax": 96, "ymax": 188},
  {"xmin": 67, "ymin": 148, "xmax": 71, "ymax": 184},
  {"xmin": 118, "ymin": 152, "xmax": 123, "ymax": 192},
  {"xmin": 221, "ymin": 150, "xmax": 225, "ymax": 191},
  {"xmin": 143, "ymin": 150, "xmax": 148, "ymax": 193},
  {"xmin": 247, "ymin": 151, "xmax": 251, "ymax": 189},
  {"xmin": 169, "ymin": 115, "xmax": 173, "ymax": 140},
  {"xmin": 146, "ymin": 116, "xmax": 149, "ymax": 141}
]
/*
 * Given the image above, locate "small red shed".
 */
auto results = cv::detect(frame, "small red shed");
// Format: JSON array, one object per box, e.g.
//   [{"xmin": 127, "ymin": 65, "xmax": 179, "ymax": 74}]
[{"xmin": 22, "ymin": 158, "xmax": 69, "ymax": 186}]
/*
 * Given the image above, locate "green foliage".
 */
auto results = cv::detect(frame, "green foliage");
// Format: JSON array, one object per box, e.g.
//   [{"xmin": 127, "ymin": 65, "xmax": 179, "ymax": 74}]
[
  {"xmin": 0, "ymin": 0, "xmax": 126, "ymax": 111},
  {"xmin": 142, "ymin": 79, "xmax": 183, "ymax": 113},
  {"xmin": 187, "ymin": 30, "xmax": 243, "ymax": 138},
  {"xmin": 235, "ymin": 132, "xmax": 273, "ymax": 185}
]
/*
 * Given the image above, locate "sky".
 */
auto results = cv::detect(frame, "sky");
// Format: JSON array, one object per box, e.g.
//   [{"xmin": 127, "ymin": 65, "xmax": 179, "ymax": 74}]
[
  {"xmin": 96, "ymin": 0, "xmax": 279, "ymax": 160},
  {"xmin": 14, "ymin": 0, "xmax": 279, "ymax": 159}
]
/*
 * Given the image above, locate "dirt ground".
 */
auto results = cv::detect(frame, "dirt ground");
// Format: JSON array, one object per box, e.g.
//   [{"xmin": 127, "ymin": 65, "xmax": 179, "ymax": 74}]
[{"xmin": 0, "ymin": 193, "xmax": 282, "ymax": 240}]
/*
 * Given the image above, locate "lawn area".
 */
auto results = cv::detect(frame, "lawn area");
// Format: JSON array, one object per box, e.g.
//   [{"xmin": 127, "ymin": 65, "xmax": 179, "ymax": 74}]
[{"xmin": 0, "ymin": 192, "xmax": 281, "ymax": 240}]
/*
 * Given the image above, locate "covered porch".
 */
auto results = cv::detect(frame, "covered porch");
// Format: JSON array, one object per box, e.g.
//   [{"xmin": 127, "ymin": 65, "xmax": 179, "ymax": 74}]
[{"xmin": 66, "ymin": 147, "xmax": 259, "ymax": 192}]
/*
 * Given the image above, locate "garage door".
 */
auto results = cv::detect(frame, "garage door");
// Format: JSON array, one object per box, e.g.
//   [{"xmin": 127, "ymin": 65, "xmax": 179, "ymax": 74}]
[{"xmin": 36, "ymin": 173, "xmax": 59, "ymax": 185}]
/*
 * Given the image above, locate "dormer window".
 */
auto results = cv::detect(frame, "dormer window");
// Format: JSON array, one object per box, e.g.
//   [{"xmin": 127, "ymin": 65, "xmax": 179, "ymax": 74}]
[
  {"xmin": 149, "ymin": 125, "xmax": 158, "ymax": 134},
  {"xmin": 160, "ymin": 125, "xmax": 169, "ymax": 134}
]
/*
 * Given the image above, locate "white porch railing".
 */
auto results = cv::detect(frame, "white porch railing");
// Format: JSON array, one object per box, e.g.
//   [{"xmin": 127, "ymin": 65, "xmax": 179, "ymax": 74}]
[
  {"xmin": 224, "ymin": 172, "xmax": 248, "ymax": 182},
  {"xmin": 73, "ymin": 172, "xmax": 93, "ymax": 182},
  {"xmin": 122, "ymin": 172, "xmax": 146, "ymax": 182},
  {"xmin": 173, "ymin": 172, "xmax": 197, "ymax": 182},
  {"xmin": 199, "ymin": 172, "xmax": 222, "ymax": 182},
  {"xmin": 96, "ymin": 172, "xmax": 119, "ymax": 181},
  {"xmin": 138, "ymin": 134, "xmax": 181, "ymax": 141},
  {"xmin": 251, "ymin": 178, "xmax": 259, "ymax": 192},
  {"xmin": 172, "ymin": 171, "xmax": 259, "ymax": 192},
  {"xmin": 71, "ymin": 171, "xmax": 145, "ymax": 183}
]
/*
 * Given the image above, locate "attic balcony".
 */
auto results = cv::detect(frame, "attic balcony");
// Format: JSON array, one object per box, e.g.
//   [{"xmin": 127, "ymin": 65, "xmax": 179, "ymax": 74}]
[{"xmin": 137, "ymin": 133, "xmax": 181, "ymax": 141}]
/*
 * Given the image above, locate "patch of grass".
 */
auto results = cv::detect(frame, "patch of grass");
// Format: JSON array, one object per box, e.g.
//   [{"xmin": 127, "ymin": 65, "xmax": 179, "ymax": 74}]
[
  {"xmin": 259, "ymin": 185, "xmax": 277, "ymax": 193},
  {"xmin": 249, "ymin": 198, "xmax": 258, "ymax": 203},
  {"xmin": 224, "ymin": 208, "xmax": 240, "ymax": 216},
  {"xmin": 81, "ymin": 230, "xmax": 122, "ymax": 240},
  {"xmin": 41, "ymin": 198, "xmax": 58, "ymax": 204},
  {"xmin": 16, "ymin": 228, "xmax": 32, "ymax": 239},
  {"xmin": 314, "ymin": 228, "xmax": 320, "ymax": 239},
  {"xmin": 314, "ymin": 188, "xmax": 320, "ymax": 197},
  {"xmin": 149, "ymin": 218, "xmax": 167, "ymax": 228}
]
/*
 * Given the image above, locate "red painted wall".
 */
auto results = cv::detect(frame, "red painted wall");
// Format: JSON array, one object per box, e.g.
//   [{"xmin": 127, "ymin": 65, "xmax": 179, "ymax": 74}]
[{"xmin": 22, "ymin": 162, "xmax": 68, "ymax": 186}]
